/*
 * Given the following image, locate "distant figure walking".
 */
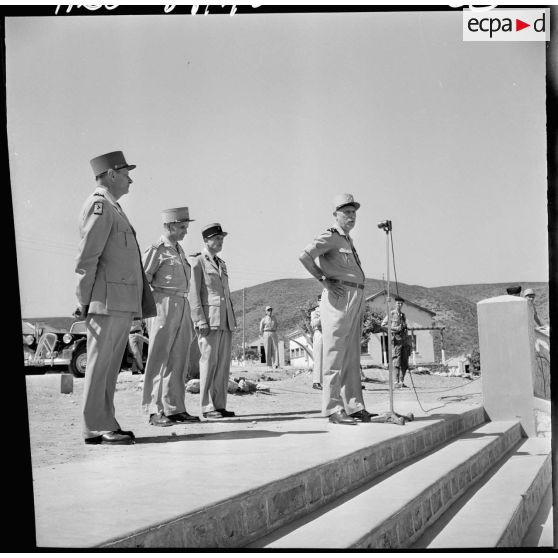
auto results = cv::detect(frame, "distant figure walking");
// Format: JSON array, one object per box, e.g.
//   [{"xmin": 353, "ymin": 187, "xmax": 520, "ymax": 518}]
[
  {"xmin": 299, "ymin": 193, "xmax": 376, "ymax": 425},
  {"xmin": 260, "ymin": 306, "xmax": 279, "ymax": 368},
  {"xmin": 310, "ymin": 295, "xmax": 323, "ymax": 389},
  {"xmin": 381, "ymin": 296, "xmax": 411, "ymax": 388}
]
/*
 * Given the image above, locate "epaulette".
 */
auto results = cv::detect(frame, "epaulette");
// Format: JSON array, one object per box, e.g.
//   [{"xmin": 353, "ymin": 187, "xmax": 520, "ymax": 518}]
[
  {"xmin": 151, "ymin": 239, "xmax": 164, "ymax": 249},
  {"xmin": 189, "ymin": 252, "xmax": 202, "ymax": 258},
  {"xmin": 93, "ymin": 192, "xmax": 105, "ymax": 197},
  {"xmin": 326, "ymin": 227, "xmax": 339, "ymax": 234}
]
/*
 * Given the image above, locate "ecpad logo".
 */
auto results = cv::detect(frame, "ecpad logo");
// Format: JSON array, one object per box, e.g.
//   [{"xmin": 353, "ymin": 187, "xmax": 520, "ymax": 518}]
[{"xmin": 463, "ymin": 9, "xmax": 549, "ymax": 41}]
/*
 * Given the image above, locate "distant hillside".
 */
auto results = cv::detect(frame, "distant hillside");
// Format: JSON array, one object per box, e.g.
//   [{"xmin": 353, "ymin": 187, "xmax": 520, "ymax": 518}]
[
  {"xmin": 23, "ymin": 279, "xmax": 548, "ymax": 361},
  {"xmin": 229, "ymin": 278, "xmax": 549, "ymax": 360}
]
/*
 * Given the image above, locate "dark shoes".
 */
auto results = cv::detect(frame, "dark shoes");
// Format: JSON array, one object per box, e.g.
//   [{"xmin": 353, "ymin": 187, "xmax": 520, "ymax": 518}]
[
  {"xmin": 149, "ymin": 412, "xmax": 173, "ymax": 427},
  {"xmin": 312, "ymin": 383, "xmax": 323, "ymax": 390},
  {"xmin": 84, "ymin": 431, "xmax": 133, "ymax": 445},
  {"xmin": 167, "ymin": 412, "xmax": 201, "ymax": 423},
  {"xmin": 329, "ymin": 410, "xmax": 357, "ymax": 425},
  {"xmin": 203, "ymin": 409, "xmax": 236, "ymax": 418},
  {"xmin": 350, "ymin": 409, "xmax": 379, "ymax": 423}
]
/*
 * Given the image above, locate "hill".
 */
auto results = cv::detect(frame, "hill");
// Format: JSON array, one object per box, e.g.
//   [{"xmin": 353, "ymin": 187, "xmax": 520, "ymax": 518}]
[
  {"xmin": 23, "ymin": 279, "xmax": 548, "ymax": 362},
  {"xmin": 229, "ymin": 278, "xmax": 549, "ymax": 360}
]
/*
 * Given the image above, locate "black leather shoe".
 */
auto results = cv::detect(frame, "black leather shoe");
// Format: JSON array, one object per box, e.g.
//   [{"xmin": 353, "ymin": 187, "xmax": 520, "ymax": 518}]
[
  {"xmin": 149, "ymin": 413, "xmax": 173, "ymax": 427},
  {"xmin": 115, "ymin": 428, "xmax": 135, "ymax": 440},
  {"xmin": 203, "ymin": 410, "xmax": 224, "ymax": 418},
  {"xmin": 329, "ymin": 410, "xmax": 357, "ymax": 425},
  {"xmin": 312, "ymin": 383, "xmax": 323, "ymax": 390},
  {"xmin": 84, "ymin": 431, "xmax": 133, "ymax": 445},
  {"xmin": 167, "ymin": 412, "xmax": 201, "ymax": 423},
  {"xmin": 216, "ymin": 409, "xmax": 235, "ymax": 417}
]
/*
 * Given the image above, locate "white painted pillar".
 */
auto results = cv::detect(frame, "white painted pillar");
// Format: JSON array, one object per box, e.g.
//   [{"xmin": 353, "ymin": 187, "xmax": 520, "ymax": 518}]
[{"xmin": 477, "ymin": 295, "xmax": 537, "ymax": 437}]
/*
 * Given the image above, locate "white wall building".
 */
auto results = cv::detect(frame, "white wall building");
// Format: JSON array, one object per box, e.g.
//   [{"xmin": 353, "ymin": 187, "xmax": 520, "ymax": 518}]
[{"xmin": 286, "ymin": 329, "xmax": 313, "ymax": 368}]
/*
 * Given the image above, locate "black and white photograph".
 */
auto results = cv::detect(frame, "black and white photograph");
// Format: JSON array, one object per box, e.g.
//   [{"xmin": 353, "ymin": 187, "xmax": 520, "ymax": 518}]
[{"xmin": 5, "ymin": 3, "xmax": 554, "ymax": 550}]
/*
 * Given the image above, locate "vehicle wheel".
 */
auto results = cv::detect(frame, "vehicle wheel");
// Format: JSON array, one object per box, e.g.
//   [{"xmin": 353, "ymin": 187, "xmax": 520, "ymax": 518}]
[{"xmin": 69, "ymin": 343, "xmax": 87, "ymax": 377}]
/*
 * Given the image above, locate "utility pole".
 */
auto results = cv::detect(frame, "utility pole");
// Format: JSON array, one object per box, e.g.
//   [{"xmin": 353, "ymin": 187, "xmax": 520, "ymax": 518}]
[{"xmin": 242, "ymin": 288, "xmax": 246, "ymax": 361}]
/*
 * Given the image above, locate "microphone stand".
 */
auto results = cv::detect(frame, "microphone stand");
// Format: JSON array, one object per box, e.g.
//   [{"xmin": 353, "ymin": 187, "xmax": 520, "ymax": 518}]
[{"xmin": 370, "ymin": 220, "xmax": 414, "ymax": 426}]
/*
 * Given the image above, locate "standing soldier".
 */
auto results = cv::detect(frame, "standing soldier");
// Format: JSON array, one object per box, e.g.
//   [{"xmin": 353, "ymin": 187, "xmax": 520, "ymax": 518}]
[
  {"xmin": 189, "ymin": 223, "xmax": 237, "ymax": 418},
  {"xmin": 75, "ymin": 150, "xmax": 156, "ymax": 445},
  {"xmin": 299, "ymin": 194, "xmax": 376, "ymax": 425},
  {"xmin": 142, "ymin": 207, "xmax": 200, "ymax": 426},
  {"xmin": 381, "ymin": 296, "xmax": 411, "ymax": 388},
  {"xmin": 310, "ymin": 295, "xmax": 323, "ymax": 390},
  {"xmin": 259, "ymin": 306, "xmax": 279, "ymax": 368}
]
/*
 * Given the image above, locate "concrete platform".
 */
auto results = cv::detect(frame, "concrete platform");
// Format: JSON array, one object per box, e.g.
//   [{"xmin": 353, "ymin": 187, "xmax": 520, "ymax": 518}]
[{"xmin": 32, "ymin": 403, "xmax": 484, "ymax": 548}]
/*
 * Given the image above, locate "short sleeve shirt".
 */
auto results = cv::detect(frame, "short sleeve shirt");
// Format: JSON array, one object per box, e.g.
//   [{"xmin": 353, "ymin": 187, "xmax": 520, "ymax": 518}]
[
  {"xmin": 303, "ymin": 224, "xmax": 365, "ymax": 283},
  {"xmin": 143, "ymin": 236, "xmax": 191, "ymax": 293}
]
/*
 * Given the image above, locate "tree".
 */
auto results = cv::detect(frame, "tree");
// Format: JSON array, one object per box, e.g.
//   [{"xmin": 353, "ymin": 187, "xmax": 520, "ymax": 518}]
[
  {"xmin": 361, "ymin": 305, "xmax": 385, "ymax": 345},
  {"xmin": 469, "ymin": 348, "xmax": 481, "ymax": 374}
]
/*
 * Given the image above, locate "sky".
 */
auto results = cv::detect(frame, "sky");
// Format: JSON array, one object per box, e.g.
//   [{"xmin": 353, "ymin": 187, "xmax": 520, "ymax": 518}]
[{"xmin": 7, "ymin": 8, "xmax": 549, "ymax": 318}]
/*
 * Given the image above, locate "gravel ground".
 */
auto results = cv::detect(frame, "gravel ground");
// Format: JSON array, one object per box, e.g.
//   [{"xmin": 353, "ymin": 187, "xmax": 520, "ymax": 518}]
[{"xmin": 25, "ymin": 364, "xmax": 483, "ymax": 469}]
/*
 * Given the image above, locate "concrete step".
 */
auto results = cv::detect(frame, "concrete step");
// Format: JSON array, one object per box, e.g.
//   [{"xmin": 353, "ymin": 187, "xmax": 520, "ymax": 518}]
[
  {"xmin": 522, "ymin": 483, "xmax": 554, "ymax": 548},
  {"xmin": 414, "ymin": 437, "xmax": 552, "ymax": 549},
  {"xmin": 251, "ymin": 420, "xmax": 523, "ymax": 549},
  {"xmin": 34, "ymin": 406, "xmax": 485, "ymax": 548}
]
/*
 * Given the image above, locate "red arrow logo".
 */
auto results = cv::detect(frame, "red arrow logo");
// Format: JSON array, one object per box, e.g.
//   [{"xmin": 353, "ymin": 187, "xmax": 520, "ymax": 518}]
[{"xmin": 516, "ymin": 19, "xmax": 530, "ymax": 31}]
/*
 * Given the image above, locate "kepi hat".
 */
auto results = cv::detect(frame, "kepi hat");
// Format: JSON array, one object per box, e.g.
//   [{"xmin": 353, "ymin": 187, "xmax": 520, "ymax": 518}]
[
  {"xmin": 90, "ymin": 151, "xmax": 136, "ymax": 177},
  {"xmin": 265, "ymin": 306, "xmax": 272, "ymax": 311},
  {"xmin": 202, "ymin": 223, "xmax": 228, "ymax": 240},
  {"xmin": 523, "ymin": 288, "xmax": 535, "ymax": 297},
  {"xmin": 333, "ymin": 193, "xmax": 360, "ymax": 211},
  {"xmin": 161, "ymin": 207, "xmax": 194, "ymax": 224}
]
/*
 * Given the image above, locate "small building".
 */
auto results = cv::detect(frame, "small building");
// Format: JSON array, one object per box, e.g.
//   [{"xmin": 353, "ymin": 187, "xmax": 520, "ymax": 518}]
[
  {"xmin": 444, "ymin": 354, "xmax": 471, "ymax": 376},
  {"xmin": 286, "ymin": 329, "xmax": 313, "ymax": 368},
  {"xmin": 365, "ymin": 290, "xmax": 441, "ymax": 365}
]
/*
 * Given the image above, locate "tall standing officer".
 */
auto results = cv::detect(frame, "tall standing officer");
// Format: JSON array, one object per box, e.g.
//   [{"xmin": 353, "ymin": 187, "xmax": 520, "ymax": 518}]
[
  {"xmin": 142, "ymin": 207, "xmax": 200, "ymax": 426},
  {"xmin": 189, "ymin": 223, "xmax": 237, "ymax": 418},
  {"xmin": 75, "ymin": 150, "xmax": 156, "ymax": 445},
  {"xmin": 381, "ymin": 296, "xmax": 411, "ymax": 388},
  {"xmin": 259, "ymin": 306, "xmax": 279, "ymax": 368},
  {"xmin": 299, "ymin": 194, "xmax": 375, "ymax": 425}
]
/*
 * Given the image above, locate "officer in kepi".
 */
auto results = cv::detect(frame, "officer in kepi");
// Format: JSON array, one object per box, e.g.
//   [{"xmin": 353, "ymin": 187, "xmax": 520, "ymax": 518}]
[
  {"xmin": 75, "ymin": 150, "xmax": 156, "ymax": 445},
  {"xmin": 299, "ymin": 194, "xmax": 377, "ymax": 425},
  {"xmin": 189, "ymin": 223, "xmax": 237, "ymax": 419},
  {"xmin": 142, "ymin": 207, "xmax": 200, "ymax": 427}
]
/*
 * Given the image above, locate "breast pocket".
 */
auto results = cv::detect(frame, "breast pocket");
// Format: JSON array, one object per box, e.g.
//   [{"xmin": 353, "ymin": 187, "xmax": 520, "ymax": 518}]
[
  {"xmin": 117, "ymin": 222, "xmax": 136, "ymax": 250},
  {"xmin": 338, "ymin": 248, "xmax": 354, "ymax": 267}
]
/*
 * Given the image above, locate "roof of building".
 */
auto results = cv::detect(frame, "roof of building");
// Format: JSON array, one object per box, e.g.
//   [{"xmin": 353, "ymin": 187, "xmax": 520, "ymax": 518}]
[{"xmin": 365, "ymin": 289, "xmax": 436, "ymax": 316}]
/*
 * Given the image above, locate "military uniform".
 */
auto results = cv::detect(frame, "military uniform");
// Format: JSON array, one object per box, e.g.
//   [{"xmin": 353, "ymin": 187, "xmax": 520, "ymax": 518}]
[
  {"xmin": 381, "ymin": 307, "xmax": 411, "ymax": 383},
  {"xmin": 260, "ymin": 310, "xmax": 279, "ymax": 367},
  {"xmin": 303, "ymin": 223, "xmax": 366, "ymax": 417},
  {"xmin": 142, "ymin": 229, "xmax": 195, "ymax": 417},
  {"xmin": 76, "ymin": 151, "xmax": 155, "ymax": 442},
  {"xmin": 189, "ymin": 236, "xmax": 237, "ymax": 414},
  {"xmin": 310, "ymin": 306, "xmax": 323, "ymax": 384}
]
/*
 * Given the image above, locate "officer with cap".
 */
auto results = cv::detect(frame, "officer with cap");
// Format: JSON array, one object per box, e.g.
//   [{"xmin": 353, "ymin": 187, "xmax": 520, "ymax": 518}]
[
  {"xmin": 381, "ymin": 296, "xmax": 411, "ymax": 388},
  {"xmin": 259, "ymin": 306, "xmax": 279, "ymax": 368},
  {"xmin": 523, "ymin": 288, "xmax": 543, "ymax": 327},
  {"xmin": 75, "ymin": 150, "xmax": 156, "ymax": 445},
  {"xmin": 142, "ymin": 207, "xmax": 200, "ymax": 426},
  {"xmin": 188, "ymin": 223, "xmax": 237, "ymax": 418},
  {"xmin": 299, "ymin": 194, "xmax": 376, "ymax": 425},
  {"xmin": 310, "ymin": 294, "xmax": 323, "ymax": 390}
]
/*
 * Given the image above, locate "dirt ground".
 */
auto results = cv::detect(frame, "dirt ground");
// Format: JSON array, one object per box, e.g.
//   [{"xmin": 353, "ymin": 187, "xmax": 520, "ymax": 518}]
[{"xmin": 25, "ymin": 364, "xmax": 483, "ymax": 470}]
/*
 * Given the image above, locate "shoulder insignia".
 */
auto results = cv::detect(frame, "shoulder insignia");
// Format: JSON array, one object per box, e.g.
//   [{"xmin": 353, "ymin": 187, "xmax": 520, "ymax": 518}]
[
  {"xmin": 151, "ymin": 240, "xmax": 164, "ymax": 249},
  {"xmin": 189, "ymin": 252, "xmax": 202, "ymax": 258},
  {"xmin": 93, "ymin": 201, "xmax": 104, "ymax": 215},
  {"xmin": 326, "ymin": 227, "xmax": 339, "ymax": 234}
]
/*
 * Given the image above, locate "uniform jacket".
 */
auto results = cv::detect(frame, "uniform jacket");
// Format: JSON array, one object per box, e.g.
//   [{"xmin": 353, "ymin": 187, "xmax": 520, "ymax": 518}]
[
  {"xmin": 188, "ymin": 248, "xmax": 237, "ymax": 330},
  {"xmin": 143, "ymin": 235, "xmax": 191, "ymax": 293},
  {"xmin": 75, "ymin": 187, "xmax": 156, "ymax": 318},
  {"xmin": 259, "ymin": 315, "xmax": 278, "ymax": 334},
  {"xmin": 303, "ymin": 224, "xmax": 365, "ymax": 284},
  {"xmin": 382, "ymin": 309, "xmax": 410, "ymax": 344}
]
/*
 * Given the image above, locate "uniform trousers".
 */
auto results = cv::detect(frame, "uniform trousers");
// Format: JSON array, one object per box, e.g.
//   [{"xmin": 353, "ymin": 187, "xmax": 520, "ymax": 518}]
[
  {"xmin": 128, "ymin": 333, "xmax": 144, "ymax": 372},
  {"xmin": 263, "ymin": 330, "xmax": 279, "ymax": 367},
  {"xmin": 142, "ymin": 292, "xmax": 193, "ymax": 416},
  {"xmin": 320, "ymin": 286, "xmax": 365, "ymax": 416},
  {"xmin": 82, "ymin": 312, "xmax": 133, "ymax": 438},
  {"xmin": 198, "ymin": 328, "xmax": 232, "ymax": 413},
  {"xmin": 312, "ymin": 329, "xmax": 323, "ymax": 384}
]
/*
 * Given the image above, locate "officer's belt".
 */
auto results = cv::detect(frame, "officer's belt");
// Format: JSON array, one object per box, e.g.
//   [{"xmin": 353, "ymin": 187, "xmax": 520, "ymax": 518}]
[
  {"xmin": 329, "ymin": 279, "xmax": 365, "ymax": 290},
  {"xmin": 152, "ymin": 287, "xmax": 189, "ymax": 298}
]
